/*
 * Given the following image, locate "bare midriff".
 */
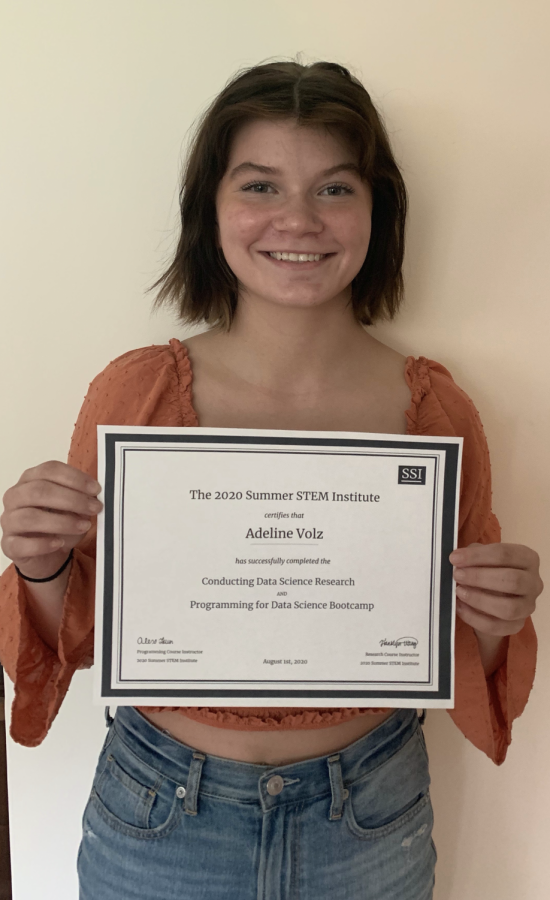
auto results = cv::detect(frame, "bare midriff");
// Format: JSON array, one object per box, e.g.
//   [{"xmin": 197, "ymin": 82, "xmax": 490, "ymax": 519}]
[{"xmin": 141, "ymin": 708, "xmax": 395, "ymax": 765}]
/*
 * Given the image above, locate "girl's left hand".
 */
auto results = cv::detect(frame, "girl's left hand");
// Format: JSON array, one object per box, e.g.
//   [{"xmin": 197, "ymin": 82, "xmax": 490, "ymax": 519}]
[{"xmin": 449, "ymin": 543, "xmax": 543, "ymax": 635}]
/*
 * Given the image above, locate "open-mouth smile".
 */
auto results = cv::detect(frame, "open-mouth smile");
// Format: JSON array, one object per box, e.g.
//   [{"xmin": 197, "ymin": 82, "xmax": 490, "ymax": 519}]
[
  {"xmin": 268, "ymin": 251, "xmax": 326, "ymax": 262},
  {"xmin": 260, "ymin": 251, "xmax": 334, "ymax": 267}
]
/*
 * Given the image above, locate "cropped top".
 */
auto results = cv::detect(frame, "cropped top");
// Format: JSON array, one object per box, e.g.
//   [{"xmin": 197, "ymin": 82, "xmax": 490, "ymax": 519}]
[{"xmin": 0, "ymin": 341, "xmax": 537, "ymax": 763}]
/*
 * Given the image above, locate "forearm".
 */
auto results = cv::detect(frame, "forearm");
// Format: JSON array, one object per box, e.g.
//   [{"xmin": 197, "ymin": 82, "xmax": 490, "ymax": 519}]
[
  {"xmin": 21, "ymin": 562, "xmax": 72, "ymax": 653},
  {"xmin": 474, "ymin": 631, "xmax": 509, "ymax": 678}
]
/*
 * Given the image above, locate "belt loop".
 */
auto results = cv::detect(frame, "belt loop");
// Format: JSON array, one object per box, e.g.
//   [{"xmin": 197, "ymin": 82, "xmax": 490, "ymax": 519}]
[
  {"xmin": 184, "ymin": 752, "xmax": 206, "ymax": 816},
  {"xmin": 104, "ymin": 706, "xmax": 114, "ymax": 727},
  {"xmin": 327, "ymin": 753, "xmax": 348, "ymax": 821}
]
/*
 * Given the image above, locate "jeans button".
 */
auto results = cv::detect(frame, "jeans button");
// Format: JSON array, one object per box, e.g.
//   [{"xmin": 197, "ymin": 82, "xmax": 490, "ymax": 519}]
[
  {"xmin": 176, "ymin": 785, "xmax": 186, "ymax": 799},
  {"xmin": 266, "ymin": 775, "xmax": 284, "ymax": 796}
]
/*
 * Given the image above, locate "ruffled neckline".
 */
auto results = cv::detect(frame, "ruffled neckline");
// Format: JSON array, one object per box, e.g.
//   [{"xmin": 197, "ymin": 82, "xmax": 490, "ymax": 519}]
[
  {"xmin": 170, "ymin": 338, "xmax": 433, "ymax": 437},
  {"xmin": 404, "ymin": 356, "xmax": 433, "ymax": 435}
]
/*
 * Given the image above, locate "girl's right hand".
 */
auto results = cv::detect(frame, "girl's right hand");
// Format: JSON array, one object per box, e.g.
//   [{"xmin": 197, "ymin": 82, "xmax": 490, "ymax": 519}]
[{"xmin": 0, "ymin": 460, "xmax": 102, "ymax": 580}]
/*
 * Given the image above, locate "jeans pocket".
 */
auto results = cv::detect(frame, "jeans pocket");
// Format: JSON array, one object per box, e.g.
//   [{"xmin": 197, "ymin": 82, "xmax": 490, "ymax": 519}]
[
  {"xmin": 344, "ymin": 728, "xmax": 432, "ymax": 841},
  {"xmin": 90, "ymin": 736, "xmax": 184, "ymax": 839},
  {"xmin": 345, "ymin": 787, "xmax": 432, "ymax": 841}
]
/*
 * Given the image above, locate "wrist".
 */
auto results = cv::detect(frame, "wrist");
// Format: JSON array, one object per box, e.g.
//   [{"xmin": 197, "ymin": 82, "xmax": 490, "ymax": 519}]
[
  {"xmin": 15, "ymin": 549, "xmax": 74, "ymax": 583},
  {"xmin": 474, "ymin": 631, "xmax": 509, "ymax": 678}
]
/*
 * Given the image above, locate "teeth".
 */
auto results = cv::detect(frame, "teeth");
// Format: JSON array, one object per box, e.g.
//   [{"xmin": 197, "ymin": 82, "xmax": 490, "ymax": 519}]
[{"xmin": 268, "ymin": 252, "xmax": 325, "ymax": 262}]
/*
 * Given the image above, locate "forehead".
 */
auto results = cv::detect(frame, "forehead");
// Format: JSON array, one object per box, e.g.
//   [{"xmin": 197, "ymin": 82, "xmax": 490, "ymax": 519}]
[{"xmin": 226, "ymin": 118, "xmax": 357, "ymax": 171}]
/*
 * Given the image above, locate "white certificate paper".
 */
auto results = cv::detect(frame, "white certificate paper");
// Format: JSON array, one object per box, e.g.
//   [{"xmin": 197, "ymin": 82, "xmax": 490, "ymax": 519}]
[{"xmin": 95, "ymin": 427, "xmax": 462, "ymax": 708}]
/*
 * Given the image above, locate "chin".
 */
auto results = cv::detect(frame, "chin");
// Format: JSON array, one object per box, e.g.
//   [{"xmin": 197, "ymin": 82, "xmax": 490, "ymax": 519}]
[{"xmin": 245, "ymin": 284, "xmax": 341, "ymax": 309}]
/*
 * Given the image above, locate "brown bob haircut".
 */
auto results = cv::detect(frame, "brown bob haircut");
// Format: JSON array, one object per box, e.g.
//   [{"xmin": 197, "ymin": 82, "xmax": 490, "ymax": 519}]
[{"xmin": 153, "ymin": 60, "xmax": 407, "ymax": 328}]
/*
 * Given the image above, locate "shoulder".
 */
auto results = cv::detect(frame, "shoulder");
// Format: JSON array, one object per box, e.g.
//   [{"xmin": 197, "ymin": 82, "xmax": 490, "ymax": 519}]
[
  {"xmin": 405, "ymin": 356, "xmax": 486, "ymax": 441},
  {"xmin": 75, "ymin": 339, "xmax": 195, "ymax": 427},
  {"xmin": 89, "ymin": 339, "xmax": 189, "ymax": 390},
  {"xmin": 405, "ymin": 357, "xmax": 500, "ymax": 540}
]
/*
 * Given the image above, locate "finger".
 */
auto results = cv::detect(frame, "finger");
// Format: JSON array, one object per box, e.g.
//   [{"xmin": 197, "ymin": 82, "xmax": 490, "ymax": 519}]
[
  {"xmin": 17, "ymin": 460, "xmax": 100, "ymax": 495},
  {"xmin": 456, "ymin": 599, "xmax": 527, "ymax": 636},
  {"xmin": 3, "ymin": 480, "xmax": 103, "ymax": 516},
  {"xmin": 454, "ymin": 565, "xmax": 531, "ymax": 596},
  {"xmin": 2, "ymin": 533, "xmax": 79, "ymax": 561},
  {"xmin": 4, "ymin": 508, "xmax": 92, "ymax": 537},
  {"xmin": 450, "ymin": 542, "xmax": 539, "ymax": 570},
  {"xmin": 455, "ymin": 584, "xmax": 536, "ymax": 621}
]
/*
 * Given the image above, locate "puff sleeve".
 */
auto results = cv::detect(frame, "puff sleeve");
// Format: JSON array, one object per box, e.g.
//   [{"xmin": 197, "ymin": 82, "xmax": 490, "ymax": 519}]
[
  {"xmin": 0, "ymin": 340, "xmax": 194, "ymax": 746},
  {"xmin": 406, "ymin": 358, "xmax": 537, "ymax": 764}
]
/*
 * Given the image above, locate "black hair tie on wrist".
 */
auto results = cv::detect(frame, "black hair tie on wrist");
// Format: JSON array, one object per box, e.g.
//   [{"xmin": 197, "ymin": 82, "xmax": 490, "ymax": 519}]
[{"xmin": 15, "ymin": 549, "xmax": 74, "ymax": 583}]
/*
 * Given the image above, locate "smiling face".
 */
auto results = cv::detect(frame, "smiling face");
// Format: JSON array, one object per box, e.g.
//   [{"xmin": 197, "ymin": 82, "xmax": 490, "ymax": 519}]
[{"xmin": 215, "ymin": 118, "xmax": 373, "ymax": 316}]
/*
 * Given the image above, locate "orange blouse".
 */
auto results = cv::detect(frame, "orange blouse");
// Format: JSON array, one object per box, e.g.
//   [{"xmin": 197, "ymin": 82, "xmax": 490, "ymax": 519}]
[{"xmin": 0, "ymin": 340, "xmax": 537, "ymax": 763}]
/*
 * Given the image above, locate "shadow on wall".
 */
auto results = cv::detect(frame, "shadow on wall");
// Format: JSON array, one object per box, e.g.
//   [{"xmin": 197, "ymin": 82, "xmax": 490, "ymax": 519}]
[{"xmin": 0, "ymin": 669, "xmax": 11, "ymax": 900}]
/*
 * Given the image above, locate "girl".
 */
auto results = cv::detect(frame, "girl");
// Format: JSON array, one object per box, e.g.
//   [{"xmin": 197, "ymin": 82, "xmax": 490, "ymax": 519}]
[{"xmin": 0, "ymin": 61, "xmax": 542, "ymax": 899}]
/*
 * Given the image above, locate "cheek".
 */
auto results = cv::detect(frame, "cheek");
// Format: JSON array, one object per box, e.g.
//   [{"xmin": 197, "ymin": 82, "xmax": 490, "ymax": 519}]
[
  {"xmin": 219, "ymin": 205, "xmax": 269, "ymax": 250},
  {"xmin": 328, "ymin": 205, "xmax": 371, "ymax": 251},
  {"xmin": 341, "ymin": 215, "xmax": 372, "ymax": 260}
]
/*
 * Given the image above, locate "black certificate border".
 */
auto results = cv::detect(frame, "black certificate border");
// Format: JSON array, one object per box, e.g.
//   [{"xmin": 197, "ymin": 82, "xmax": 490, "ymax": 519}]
[{"xmin": 101, "ymin": 433, "xmax": 459, "ymax": 702}]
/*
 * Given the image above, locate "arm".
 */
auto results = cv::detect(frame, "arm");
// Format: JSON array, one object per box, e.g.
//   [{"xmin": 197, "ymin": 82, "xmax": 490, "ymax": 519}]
[
  {"xmin": 0, "ymin": 461, "xmax": 101, "ymax": 747},
  {"xmin": 0, "ymin": 341, "xmax": 187, "ymax": 746},
  {"xmin": 1, "ymin": 462, "xmax": 102, "ymax": 652},
  {"xmin": 475, "ymin": 634, "xmax": 509, "ymax": 678},
  {"xmin": 22, "ymin": 567, "xmax": 71, "ymax": 653},
  {"xmin": 414, "ymin": 359, "xmax": 539, "ymax": 763},
  {"xmin": 450, "ymin": 541, "xmax": 542, "ymax": 677}
]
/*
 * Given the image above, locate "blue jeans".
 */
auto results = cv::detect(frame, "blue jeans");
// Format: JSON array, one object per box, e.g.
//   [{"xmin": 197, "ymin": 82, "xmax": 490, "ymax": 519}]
[{"xmin": 78, "ymin": 706, "xmax": 436, "ymax": 899}]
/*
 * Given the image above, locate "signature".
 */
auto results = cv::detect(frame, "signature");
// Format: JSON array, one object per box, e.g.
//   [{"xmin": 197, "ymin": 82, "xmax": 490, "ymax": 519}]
[
  {"xmin": 137, "ymin": 636, "xmax": 174, "ymax": 645},
  {"xmin": 379, "ymin": 636, "xmax": 419, "ymax": 649}
]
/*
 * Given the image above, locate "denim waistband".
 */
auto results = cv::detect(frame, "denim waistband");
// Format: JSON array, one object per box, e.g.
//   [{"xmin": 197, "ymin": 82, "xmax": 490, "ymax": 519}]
[{"xmin": 110, "ymin": 707, "xmax": 421, "ymax": 820}]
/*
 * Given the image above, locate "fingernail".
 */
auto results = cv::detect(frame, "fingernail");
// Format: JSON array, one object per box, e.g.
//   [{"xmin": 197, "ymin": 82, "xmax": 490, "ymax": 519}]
[
  {"xmin": 454, "ymin": 568, "xmax": 465, "ymax": 580},
  {"xmin": 51, "ymin": 539, "xmax": 64, "ymax": 549},
  {"xmin": 86, "ymin": 481, "xmax": 100, "ymax": 494}
]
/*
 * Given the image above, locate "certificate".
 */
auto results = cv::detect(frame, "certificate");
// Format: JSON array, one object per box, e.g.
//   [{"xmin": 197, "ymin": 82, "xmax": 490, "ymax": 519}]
[{"xmin": 95, "ymin": 427, "xmax": 462, "ymax": 708}]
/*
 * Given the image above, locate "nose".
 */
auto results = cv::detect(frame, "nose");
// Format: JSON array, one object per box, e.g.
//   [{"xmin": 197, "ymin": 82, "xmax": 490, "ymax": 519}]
[{"xmin": 271, "ymin": 194, "xmax": 323, "ymax": 236}]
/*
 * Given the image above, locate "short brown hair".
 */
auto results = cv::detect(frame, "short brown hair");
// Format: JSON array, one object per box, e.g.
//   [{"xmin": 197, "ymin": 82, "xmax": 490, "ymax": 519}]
[{"xmin": 153, "ymin": 60, "xmax": 407, "ymax": 328}]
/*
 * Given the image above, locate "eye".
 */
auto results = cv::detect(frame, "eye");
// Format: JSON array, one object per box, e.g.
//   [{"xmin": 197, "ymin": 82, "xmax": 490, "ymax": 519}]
[
  {"xmin": 240, "ymin": 181, "xmax": 275, "ymax": 194},
  {"xmin": 320, "ymin": 183, "xmax": 355, "ymax": 196}
]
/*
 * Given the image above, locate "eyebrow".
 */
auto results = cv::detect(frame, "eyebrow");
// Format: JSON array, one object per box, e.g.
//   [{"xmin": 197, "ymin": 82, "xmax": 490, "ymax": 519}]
[{"xmin": 228, "ymin": 161, "xmax": 362, "ymax": 180}]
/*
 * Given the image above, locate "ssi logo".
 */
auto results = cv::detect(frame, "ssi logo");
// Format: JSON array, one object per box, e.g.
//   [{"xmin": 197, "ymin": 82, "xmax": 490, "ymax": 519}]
[{"xmin": 398, "ymin": 465, "xmax": 426, "ymax": 485}]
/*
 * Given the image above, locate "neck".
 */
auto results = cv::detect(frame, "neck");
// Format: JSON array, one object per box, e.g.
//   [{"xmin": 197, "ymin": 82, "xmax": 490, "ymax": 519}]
[{"xmin": 212, "ymin": 294, "xmax": 373, "ymax": 392}]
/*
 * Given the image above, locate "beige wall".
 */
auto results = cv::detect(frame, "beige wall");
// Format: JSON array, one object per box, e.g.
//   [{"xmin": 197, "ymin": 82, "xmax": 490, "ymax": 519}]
[{"xmin": 1, "ymin": 1, "xmax": 548, "ymax": 897}]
